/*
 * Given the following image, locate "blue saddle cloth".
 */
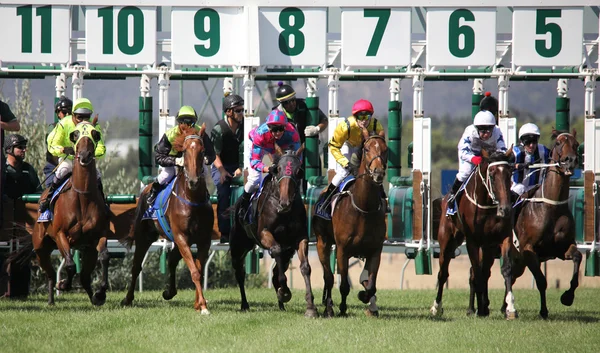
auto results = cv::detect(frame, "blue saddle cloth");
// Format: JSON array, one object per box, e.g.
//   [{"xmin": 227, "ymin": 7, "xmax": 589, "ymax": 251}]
[
  {"xmin": 445, "ymin": 182, "xmax": 468, "ymax": 216},
  {"xmin": 242, "ymin": 176, "xmax": 270, "ymax": 225},
  {"xmin": 141, "ymin": 177, "xmax": 177, "ymax": 241},
  {"xmin": 314, "ymin": 175, "xmax": 356, "ymax": 220},
  {"xmin": 37, "ymin": 179, "xmax": 71, "ymax": 222}
]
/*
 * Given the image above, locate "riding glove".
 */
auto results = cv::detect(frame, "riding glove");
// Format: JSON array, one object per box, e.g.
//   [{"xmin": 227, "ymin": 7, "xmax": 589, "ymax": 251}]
[
  {"xmin": 63, "ymin": 147, "xmax": 75, "ymax": 155},
  {"xmin": 304, "ymin": 125, "xmax": 320, "ymax": 137},
  {"xmin": 175, "ymin": 157, "xmax": 184, "ymax": 167}
]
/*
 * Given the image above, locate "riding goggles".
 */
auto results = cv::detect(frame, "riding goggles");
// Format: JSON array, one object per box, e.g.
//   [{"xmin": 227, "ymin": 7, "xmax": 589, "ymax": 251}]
[
  {"xmin": 269, "ymin": 125, "xmax": 285, "ymax": 133},
  {"xmin": 476, "ymin": 125, "xmax": 494, "ymax": 133},
  {"xmin": 233, "ymin": 108, "xmax": 244, "ymax": 114},
  {"xmin": 355, "ymin": 112, "xmax": 372, "ymax": 121},
  {"xmin": 178, "ymin": 118, "xmax": 196, "ymax": 126},
  {"xmin": 521, "ymin": 136, "xmax": 539, "ymax": 146}
]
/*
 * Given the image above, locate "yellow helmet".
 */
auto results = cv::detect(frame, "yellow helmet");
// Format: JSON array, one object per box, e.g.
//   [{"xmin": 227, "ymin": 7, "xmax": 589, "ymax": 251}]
[{"xmin": 72, "ymin": 98, "xmax": 94, "ymax": 115}]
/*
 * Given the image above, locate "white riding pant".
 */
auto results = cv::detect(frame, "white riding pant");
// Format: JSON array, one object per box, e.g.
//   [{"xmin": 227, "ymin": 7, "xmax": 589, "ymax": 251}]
[
  {"xmin": 244, "ymin": 167, "xmax": 262, "ymax": 193},
  {"xmin": 55, "ymin": 157, "xmax": 101, "ymax": 181},
  {"xmin": 331, "ymin": 144, "xmax": 361, "ymax": 186},
  {"xmin": 456, "ymin": 159, "xmax": 476, "ymax": 182}
]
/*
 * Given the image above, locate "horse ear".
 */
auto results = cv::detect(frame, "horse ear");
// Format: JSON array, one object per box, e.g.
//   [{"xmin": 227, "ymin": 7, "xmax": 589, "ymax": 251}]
[
  {"xmin": 274, "ymin": 143, "xmax": 283, "ymax": 156},
  {"xmin": 296, "ymin": 143, "xmax": 305, "ymax": 157},
  {"xmin": 199, "ymin": 122, "xmax": 206, "ymax": 136},
  {"xmin": 361, "ymin": 127, "xmax": 370, "ymax": 140},
  {"xmin": 69, "ymin": 130, "xmax": 80, "ymax": 144},
  {"xmin": 572, "ymin": 128, "xmax": 577, "ymax": 139},
  {"xmin": 91, "ymin": 129, "xmax": 101, "ymax": 143},
  {"xmin": 481, "ymin": 148, "xmax": 489, "ymax": 159},
  {"xmin": 505, "ymin": 144, "xmax": 514, "ymax": 159}
]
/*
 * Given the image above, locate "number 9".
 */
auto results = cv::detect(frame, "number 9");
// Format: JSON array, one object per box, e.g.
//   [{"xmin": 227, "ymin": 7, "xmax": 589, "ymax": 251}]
[{"xmin": 194, "ymin": 8, "xmax": 220, "ymax": 57}]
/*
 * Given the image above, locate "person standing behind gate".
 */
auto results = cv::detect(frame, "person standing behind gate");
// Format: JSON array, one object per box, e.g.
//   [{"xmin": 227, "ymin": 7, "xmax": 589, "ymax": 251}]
[
  {"xmin": 447, "ymin": 110, "xmax": 507, "ymax": 204},
  {"xmin": 211, "ymin": 94, "xmax": 244, "ymax": 243},
  {"xmin": 511, "ymin": 123, "xmax": 550, "ymax": 198},
  {"xmin": 480, "ymin": 91, "xmax": 499, "ymax": 125},
  {"xmin": 1, "ymin": 100, "xmax": 20, "ymax": 202},
  {"xmin": 44, "ymin": 96, "xmax": 73, "ymax": 187},
  {"xmin": 147, "ymin": 105, "xmax": 216, "ymax": 205},
  {"xmin": 3, "ymin": 134, "xmax": 42, "ymax": 200}
]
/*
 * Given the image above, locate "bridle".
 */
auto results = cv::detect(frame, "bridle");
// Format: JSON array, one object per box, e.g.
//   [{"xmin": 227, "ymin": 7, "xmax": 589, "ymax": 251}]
[
  {"xmin": 464, "ymin": 160, "xmax": 510, "ymax": 209},
  {"xmin": 180, "ymin": 134, "xmax": 205, "ymax": 182},
  {"xmin": 356, "ymin": 136, "xmax": 387, "ymax": 185},
  {"xmin": 549, "ymin": 133, "xmax": 577, "ymax": 175}
]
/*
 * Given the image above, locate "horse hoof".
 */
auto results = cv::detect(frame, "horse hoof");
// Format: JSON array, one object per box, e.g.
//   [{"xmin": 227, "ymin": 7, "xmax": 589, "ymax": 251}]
[
  {"xmin": 357, "ymin": 290, "xmax": 370, "ymax": 304},
  {"xmin": 540, "ymin": 310, "xmax": 549, "ymax": 320},
  {"xmin": 92, "ymin": 292, "xmax": 106, "ymax": 306},
  {"xmin": 305, "ymin": 309, "xmax": 319, "ymax": 318},
  {"xmin": 430, "ymin": 306, "xmax": 443, "ymax": 317},
  {"xmin": 162, "ymin": 290, "xmax": 177, "ymax": 301},
  {"xmin": 505, "ymin": 310, "xmax": 518, "ymax": 320},
  {"xmin": 120, "ymin": 298, "xmax": 132, "ymax": 307},
  {"xmin": 277, "ymin": 288, "xmax": 292, "ymax": 303},
  {"xmin": 56, "ymin": 280, "xmax": 71, "ymax": 291},
  {"xmin": 560, "ymin": 291, "xmax": 575, "ymax": 306},
  {"xmin": 466, "ymin": 309, "xmax": 475, "ymax": 316},
  {"xmin": 365, "ymin": 309, "xmax": 379, "ymax": 317},
  {"xmin": 200, "ymin": 309, "xmax": 210, "ymax": 315},
  {"xmin": 323, "ymin": 308, "xmax": 334, "ymax": 318}
]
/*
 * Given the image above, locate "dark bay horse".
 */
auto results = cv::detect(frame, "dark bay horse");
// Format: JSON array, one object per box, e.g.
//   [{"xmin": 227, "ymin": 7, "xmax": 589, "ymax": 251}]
[
  {"xmin": 506, "ymin": 131, "xmax": 581, "ymax": 319},
  {"xmin": 230, "ymin": 144, "xmax": 317, "ymax": 317},
  {"xmin": 31, "ymin": 122, "xmax": 109, "ymax": 305},
  {"xmin": 121, "ymin": 125, "xmax": 215, "ymax": 313},
  {"xmin": 432, "ymin": 148, "xmax": 518, "ymax": 319},
  {"xmin": 313, "ymin": 132, "xmax": 388, "ymax": 317}
]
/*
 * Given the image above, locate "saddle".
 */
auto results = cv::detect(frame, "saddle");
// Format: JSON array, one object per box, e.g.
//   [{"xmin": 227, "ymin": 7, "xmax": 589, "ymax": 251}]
[
  {"xmin": 314, "ymin": 176, "xmax": 356, "ymax": 220},
  {"xmin": 37, "ymin": 177, "xmax": 71, "ymax": 222}
]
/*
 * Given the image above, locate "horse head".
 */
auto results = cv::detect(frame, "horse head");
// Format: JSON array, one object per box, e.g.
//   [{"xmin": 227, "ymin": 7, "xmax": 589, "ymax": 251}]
[
  {"xmin": 360, "ymin": 131, "xmax": 388, "ymax": 184},
  {"xmin": 173, "ymin": 124, "xmax": 206, "ymax": 191},
  {"xmin": 550, "ymin": 129, "xmax": 579, "ymax": 176},
  {"xmin": 271, "ymin": 143, "xmax": 304, "ymax": 214},
  {"xmin": 70, "ymin": 122, "xmax": 101, "ymax": 167},
  {"xmin": 480, "ymin": 147, "xmax": 514, "ymax": 218}
]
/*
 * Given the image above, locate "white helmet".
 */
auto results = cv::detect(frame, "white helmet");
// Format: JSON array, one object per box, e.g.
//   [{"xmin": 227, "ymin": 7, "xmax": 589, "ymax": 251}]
[
  {"xmin": 473, "ymin": 110, "xmax": 496, "ymax": 127},
  {"xmin": 519, "ymin": 123, "xmax": 541, "ymax": 139}
]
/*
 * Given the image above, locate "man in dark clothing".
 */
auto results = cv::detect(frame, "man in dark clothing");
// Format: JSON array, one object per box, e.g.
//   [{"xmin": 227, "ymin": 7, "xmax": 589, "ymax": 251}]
[
  {"xmin": 211, "ymin": 94, "xmax": 244, "ymax": 243},
  {"xmin": 1, "ymin": 100, "xmax": 20, "ymax": 227},
  {"xmin": 3, "ymin": 134, "xmax": 42, "ymax": 199}
]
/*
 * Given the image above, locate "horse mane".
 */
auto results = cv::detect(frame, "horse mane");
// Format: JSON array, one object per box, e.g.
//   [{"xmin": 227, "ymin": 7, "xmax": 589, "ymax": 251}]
[
  {"xmin": 272, "ymin": 149, "xmax": 296, "ymax": 165},
  {"xmin": 172, "ymin": 123, "xmax": 206, "ymax": 152},
  {"xmin": 488, "ymin": 151, "xmax": 510, "ymax": 163}
]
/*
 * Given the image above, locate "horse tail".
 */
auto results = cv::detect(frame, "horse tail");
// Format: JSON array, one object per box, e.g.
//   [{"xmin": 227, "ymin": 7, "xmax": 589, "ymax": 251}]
[
  {"xmin": 4, "ymin": 235, "xmax": 35, "ymax": 269},
  {"xmin": 119, "ymin": 193, "xmax": 146, "ymax": 250}
]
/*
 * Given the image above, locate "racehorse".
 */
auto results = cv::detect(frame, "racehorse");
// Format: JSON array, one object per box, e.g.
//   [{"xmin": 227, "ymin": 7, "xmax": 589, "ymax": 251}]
[
  {"xmin": 313, "ymin": 132, "xmax": 388, "ymax": 317},
  {"xmin": 504, "ymin": 130, "xmax": 580, "ymax": 319},
  {"xmin": 431, "ymin": 148, "xmax": 518, "ymax": 319},
  {"xmin": 230, "ymin": 144, "xmax": 317, "ymax": 317},
  {"xmin": 120, "ymin": 125, "xmax": 214, "ymax": 313},
  {"xmin": 29, "ymin": 122, "xmax": 109, "ymax": 305}
]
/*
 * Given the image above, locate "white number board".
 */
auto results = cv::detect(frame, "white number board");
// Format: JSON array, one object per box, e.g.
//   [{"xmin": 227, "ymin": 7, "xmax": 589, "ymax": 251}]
[
  {"xmin": 258, "ymin": 7, "xmax": 327, "ymax": 66},
  {"xmin": 512, "ymin": 8, "xmax": 583, "ymax": 67},
  {"xmin": 0, "ymin": 5, "xmax": 70, "ymax": 64},
  {"xmin": 86, "ymin": 6, "xmax": 156, "ymax": 65},
  {"xmin": 171, "ymin": 7, "xmax": 249, "ymax": 66},
  {"xmin": 426, "ymin": 8, "xmax": 497, "ymax": 67},
  {"xmin": 341, "ymin": 8, "xmax": 411, "ymax": 67}
]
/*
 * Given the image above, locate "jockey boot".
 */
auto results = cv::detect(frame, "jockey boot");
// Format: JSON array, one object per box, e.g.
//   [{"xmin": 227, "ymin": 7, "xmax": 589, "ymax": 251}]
[
  {"xmin": 379, "ymin": 185, "xmax": 391, "ymax": 213},
  {"xmin": 146, "ymin": 180, "xmax": 162, "ymax": 205},
  {"xmin": 322, "ymin": 183, "xmax": 337, "ymax": 203},
  {"xmin": 447, "ymin": 178, "xmax": 462, "ymax": 204},
  {"xmin": 97, "ymin": 180, "xmax": 110, "ymax": 215},
  {"xmin": 38, "ymin": 178, "xmax": 60, "ymax": 213},
  {"xmin": 238, "ymin": 191, "xmax": 252, "ymax": 220}
]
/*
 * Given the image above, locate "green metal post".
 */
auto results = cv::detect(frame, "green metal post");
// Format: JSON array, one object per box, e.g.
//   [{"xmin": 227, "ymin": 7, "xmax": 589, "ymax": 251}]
[
  {"xmin": 387, "ymin": 100, "xmax": 402, "ymax": 181},
  {"xmin": 139, "ymin": 97, "xmax": 153, "ymax": 180},
  {"xmin": 305, "ymin": 97, "xmax": 320, "ymax": 183},
  {"xmin": 74, "ymin": 250, "xmax": 81, "ymax": 274},
  {"xmin": 556, "ymin": 96, "xmax": 570, "ymax": 132},
  {"xmin": 245, "ymin": 250, "xmax": 260, "ymax": 274},
  {"xmin": 472, "ymin": 92, "xmax": 483, "ymax": 120}
]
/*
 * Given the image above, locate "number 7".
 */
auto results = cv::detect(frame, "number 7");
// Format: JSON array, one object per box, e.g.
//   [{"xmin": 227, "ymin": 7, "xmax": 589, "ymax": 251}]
[{"xmin": 364, "ymin": 9, "xmax": 390, "ymax": 57}]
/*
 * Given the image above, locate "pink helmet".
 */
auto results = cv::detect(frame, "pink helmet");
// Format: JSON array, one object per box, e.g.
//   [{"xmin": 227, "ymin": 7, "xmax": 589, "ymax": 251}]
[
  {"xmin": 266, "ymin": 110, "xmax": 287, "ymax": 125},
  {"xmin": 352, "ymin": 99, "xmax": 374, "ymax": 115}
]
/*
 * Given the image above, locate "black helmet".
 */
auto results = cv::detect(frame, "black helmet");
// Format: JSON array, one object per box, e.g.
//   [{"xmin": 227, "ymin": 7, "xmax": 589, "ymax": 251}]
[
  {"xmin": 4, "ymin": 134, "xmax": 28, "ymax": 154},
  {"xmin": 479, "ymin": 91, "xmax": 498, "ymax": 116},
  {"xmin": 54, "ymin": 96, "xmax": 73, "ymax": 114},
  {"xmin": 275, "ymin": 81, "xmax": 296, "ymax": 103},
  {"xmin": 223, "ymin": 94, "xmax": 244, "ymax": 111}
]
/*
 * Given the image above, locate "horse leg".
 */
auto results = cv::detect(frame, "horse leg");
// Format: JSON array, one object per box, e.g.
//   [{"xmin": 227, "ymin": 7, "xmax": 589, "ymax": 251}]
[
  {"xmin": 501, "ymin": 243, "xmax": 524, "ymax": 315},
  {"xmin": 336, "ymin": 250, "xmax": 350, "ymax": 317},
  {"xmin": 272, "ymin": 248, "xmax": 292, "ymax": 310},
  {"xmin": 316, "ymin": 231, "xmax": 335, "ymax": 317},
  {"xmin": 467, "ymin": 267, "xmax": 476, "ymax": 316},
  {"xmin": 522, "ymin": 247, "xmax": 548, "ymax": 319},
  {"xmin": 193, "ymin": 240, "xmax": 212, "ymax": 312},
  {"xmin": 55, "ymin": 230, "xmax": 76, "ymax": 291},
  {"xmin": 500, "ymin": 238, "xmax": 518, "ymax": 320},
  {"xmin": 230, "ymin": 230, "xmax": 253, "ymax": 312},
  {"xmin": 478, "ymin": 247, "xmax": 496, "ymax": 317},
  {"xmin": 465, "ymin": 243, "xmax": 485, "ymax": 317},
  {"xmin": 163, "ymin": 247, "xmax": 182, "ymax": 300},
  {"xmin": 175, "ymin": 239, "xmax": 209, "ymax": 314},
  {"xmin": 79, "ymin": 246, "xmax": 99, "ymax": 305},
  {"xmin": 358, "ymin": 251, "xmax": 382, "ymax": 317},
  {"xmin": 35, "ymin": 241, "xmax": 56, "ymax": 305},
  {"xmin": 431, "ymin": 228, "xmax": 460, "ymax": 317},
  {"xmin": 298, "ymin": 238, "xmax": 317, "ymax": 318},
  {"xmin": 93, "ymin": 237, "xmax": 109, "ymax": 305},
  {"xmin": 120, "ymin": 233, "xmax": 154, "ymax": 307},
  {"xmin": 560, "ymin": 244, "xmax": 582, "ymax": 307}
]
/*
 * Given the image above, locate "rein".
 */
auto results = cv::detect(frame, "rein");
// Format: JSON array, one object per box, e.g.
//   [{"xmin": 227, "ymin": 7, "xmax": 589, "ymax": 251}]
[{"xmin": 464, "ymin": 161, "xmax": 509, "ymax": 209}]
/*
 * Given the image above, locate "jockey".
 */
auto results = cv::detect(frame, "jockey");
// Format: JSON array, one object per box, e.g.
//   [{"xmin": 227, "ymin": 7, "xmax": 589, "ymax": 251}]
[
  {"xmin": 44, "ymin": 96, "xmax": 73, "ymax": 186},
  {"xmin": 146, "ymin": 105, "xmax": 216, "ymax": 205},
  {"xmin": 319, "ymin": 99, "xmax": 386, "ymax": 204},
  {"xmin": 237, "ymin": 109, "xmax": 301, "ymax": 215},
  {"xmin": 511, "ymin": 123, "xmax": 550, "ymax": 197},
  {"xmin": 447, "ymin": 110, "xmax": 507, "ymax": 203},
  {"xmin": 39, "ymin": 98, "xmax": 107, "ymax": 213}
]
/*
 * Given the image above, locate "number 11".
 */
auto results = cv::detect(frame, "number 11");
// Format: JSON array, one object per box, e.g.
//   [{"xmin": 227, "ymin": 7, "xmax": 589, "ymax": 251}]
[{"xmin": 17, "ymin": 5, "xmax": 52, "ymax": 54}]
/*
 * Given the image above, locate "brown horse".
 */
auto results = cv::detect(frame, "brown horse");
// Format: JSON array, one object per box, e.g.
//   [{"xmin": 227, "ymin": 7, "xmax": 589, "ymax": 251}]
[
  {"xmin": 230, "ymin": 144, "xmax": 317, "ymax": 317},
  {"xmin": 30, "ymin": 122, "xmax": 109, "ymax": 305},
  {"xmin": 120, "ymin": 125, "xmax": 215, "ymax": 313},
  {"xmin": 505, "ymin": 131, "xmax": 580, "ymax": 319},
  {"xmin": 431, "ymin": 148, "xmax": 517, "ymax": 319},
  {"xmin": 313, "ymin": 132, "xmax": 388, "ymax": 317}
]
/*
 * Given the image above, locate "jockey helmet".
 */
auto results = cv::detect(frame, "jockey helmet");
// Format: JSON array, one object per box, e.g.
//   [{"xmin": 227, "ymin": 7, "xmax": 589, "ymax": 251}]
[
  {"xmin": 266, "ymin": 110, "xmax": 287, "ymax": 126},
  {"xmin": 3, "ymin": 134, "xmax": 27, "ymax": 154},
  {"xmin": 72, "ymin": 98, "xmax": 94, "ymax": 115},
  {"xmin": 351, "ymin": 99, "xmax": 374, "ymax": 116},
  {"xmin": 479, "ymin": 91, "xmax": 498, "ymax": 116},
  {"xmin": 275, "ymin": 82, "xmax": 296, "ymax": 103},
  {"xmin": 519, "ymin": 123, "xmax": 541, "ymax": 140},
  {"xmin": 473, "ymin": 110, "xmax": 496, "ymax": 127},
  {"xmin": 54, "ymin": 96, "xmax": 73, "ymax": 114},
  {"xmin": 223, "ymin": 93, "xmax": 244, "ymax": 111},
  {"xmin": 176, "ymin": 105, "xmax": 198, "ymax": 125}
]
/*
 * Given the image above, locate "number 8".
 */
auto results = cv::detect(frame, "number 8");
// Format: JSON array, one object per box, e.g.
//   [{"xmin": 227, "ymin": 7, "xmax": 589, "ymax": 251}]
[{"xmin": 278, "ymin": 7, "xmax": 305, "ymax": 56}]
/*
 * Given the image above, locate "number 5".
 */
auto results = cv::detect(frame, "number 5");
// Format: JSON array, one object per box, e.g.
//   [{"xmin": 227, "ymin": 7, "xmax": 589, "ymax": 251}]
[
  {"xmin": 535, "ymin": 9, "xmax": 562, "ymax": 58},
  {"xmin": 364, "ymin": 9, "xmax": 390, "ymax": 57}
]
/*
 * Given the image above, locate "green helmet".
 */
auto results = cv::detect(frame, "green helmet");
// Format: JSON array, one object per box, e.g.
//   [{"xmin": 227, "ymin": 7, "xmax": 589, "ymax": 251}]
[
  {"xmin": 176, "ymin": 105, "xmax": 198, "ymax": 124},
  {"xmin": 72, "ymin": 98, "xmax": 94, "ymax": 115}
]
